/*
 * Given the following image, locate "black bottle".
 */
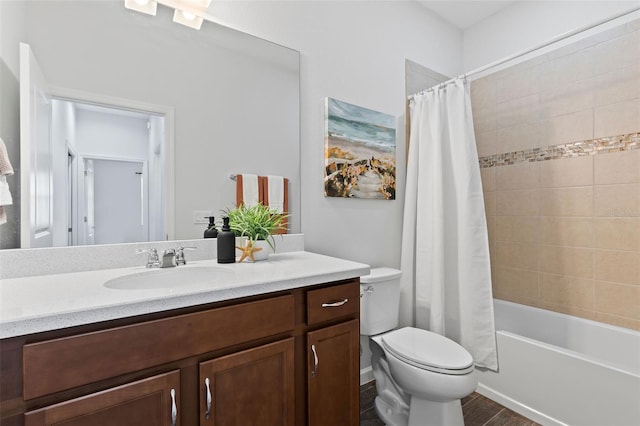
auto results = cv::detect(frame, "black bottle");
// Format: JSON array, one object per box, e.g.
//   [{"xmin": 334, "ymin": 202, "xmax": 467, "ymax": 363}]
[
  {"xmin": 217, "ymin": 216, "xmax": 235, "ymax": 263},
  {"xmin": 203, "ymin": 216, "xmax": 218, "ymax": 238}
]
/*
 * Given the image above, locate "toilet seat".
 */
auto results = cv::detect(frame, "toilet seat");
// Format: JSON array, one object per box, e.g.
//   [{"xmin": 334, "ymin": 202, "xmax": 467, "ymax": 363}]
[{"xmin": 381, "ymin": 327, "xmax": 474, "ymax": 375}]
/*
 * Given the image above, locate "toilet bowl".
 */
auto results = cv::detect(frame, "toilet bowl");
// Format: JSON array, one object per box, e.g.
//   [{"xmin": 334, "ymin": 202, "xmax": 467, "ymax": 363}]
[{"xmin": 360, "ymin": 268, "xmax": 477, "ymax": 426}]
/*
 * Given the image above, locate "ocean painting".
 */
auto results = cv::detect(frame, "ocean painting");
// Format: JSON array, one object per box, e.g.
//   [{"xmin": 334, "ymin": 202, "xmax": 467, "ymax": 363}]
[{"xmin": 324, "ymin": 98, "xmax": 396, "ymax": 200}]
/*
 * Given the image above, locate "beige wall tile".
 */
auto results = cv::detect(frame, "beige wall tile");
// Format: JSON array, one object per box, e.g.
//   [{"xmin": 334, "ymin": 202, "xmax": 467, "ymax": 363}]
[
  {"xmin": 538, "ymin": 302, "xmax": 598, "ymax": 322},
  {"xmin": 542, "ymin": 109, "xmax": 594, "ymax": 146},
  {"xmin": 496, "ymin": 65, "xmax": 539, "ymax": 103},
  {"xmin": 494, "ymin": 241, "xmax": 539, "ymax": 270},
  {"xmin": 539, "ymin": 245, "xmax": 594, "ymax": 278},
  {"xmin": 595, "ymin": 281, "xmax": 640, "ymax": 320},
  {"xmin": 594, "ymin": 183, "xmax": 640, "ymax": 217},
  {"xmin": 484, "ymin": 191, "xmax": 496, "ymax": 217},
  {"xmin": 593, "ymin": 312, "xmax": 640, "ymax": 331},
  {"xmin": 594, "ymin": 99, "xmax": 640, "ymax": 139},
  {"xmin": 593, "ymin": 30, "xmax": 640, "ymax": 76},
  {"xmin": 539, "ymin": 155, "xmax": 593, "ymax": 188},
  {"xmin": 497, "ymin": 123, "xmax": 543, "ymax": 152},
  {"xmin": 594, "ymin": 150, "xmax": 640, "ymax": 185},
  {"xmin": 476, "ymin": 130, "xmax": 497, "ymax": 157},
  {"xmin": 538, "ymin": 49, "xmax": 594, "ymax": 94},
  {"xmin": 486, "ymin": 215, "xmax": 496, "ymax": 248},
  {"xmin": 473, "ymin": 115, "xmax": 497, "ymax": 135},
  {"xmin": 471, "ymin": 76, "xmax": 496, "ymax": 111},
  {"xmin": 496, "ymin": 94, "xmax": 540, "ymax": 129},
  {"xmin": 539, "ymin": 187, "xmax": 593, "ymax": 217},
  {"xmin": 480, "ymin": 167, "xmax": 496, "ymax": 192},
  {"xmin": 539, "ymin": 79, "xmax": 594, "ymax": 119},
  {"xmin": 496, "ymin": 216, "xmax": 539, "ymax": 243},
  {"xmin": 496, "ymin": 189, "xmax": 539, "ymax": 216},
  {"xmin": 593, "ymin": 63, "xmax": 640, "ymax": 107},
  {"xmin": 547, "ymin": 24, "xmax": 628, "ymax": 60},
  {"xmin": 595, "ymin": 218, "xmax": 640, "ymax": 251},
  {"xmin": 539, "ymin": 217, "xmax": 594, "ymax": 247},
  {"xmin": 496, "ymin": 162, "xmax": 538, "ymax": 190},
  {"xmin": 594, "ymin": 250, "xmax": 640, "ymax": 285},
  {"xmin": 493, "ymin": 266, "xmax": 539, "ymax": 301},
  {"xmin": 473, "ymin": 107, "xmax": 497, "ymax": 130},
  {"xmin": 540, "ymin": 273, "xmax": 594, "ymax": 310}
]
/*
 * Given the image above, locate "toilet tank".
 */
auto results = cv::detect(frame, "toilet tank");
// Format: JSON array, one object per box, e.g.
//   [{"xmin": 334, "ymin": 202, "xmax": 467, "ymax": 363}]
[{"xmin": 360, "ymin": 267, "xmax": 402, "ymax": 336}]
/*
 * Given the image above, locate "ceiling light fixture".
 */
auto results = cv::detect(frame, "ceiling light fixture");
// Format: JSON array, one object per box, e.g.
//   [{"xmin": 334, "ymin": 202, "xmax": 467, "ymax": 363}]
[
  {"xmin": 124, "ymin": 0, "xmax": 158, "ymax": 16},
  {"xmin": 173, "ymin": 8, "xmax": 204, "ymax": 30}
]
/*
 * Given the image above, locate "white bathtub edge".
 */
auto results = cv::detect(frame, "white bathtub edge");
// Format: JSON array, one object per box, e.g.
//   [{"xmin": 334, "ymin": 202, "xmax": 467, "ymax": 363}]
[{"xmin": 476, "ymin": 383, "xmax": 569, "ymax": 426}]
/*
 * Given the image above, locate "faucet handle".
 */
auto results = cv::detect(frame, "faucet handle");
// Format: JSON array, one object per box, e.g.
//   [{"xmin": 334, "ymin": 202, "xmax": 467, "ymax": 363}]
[
  {"xmin": 176, "ymin": 246, "xmax": 196, "ymax": 265},
  {"xmin": 136, "ymin": 248, "xmax": 160, "ymax": 268}
]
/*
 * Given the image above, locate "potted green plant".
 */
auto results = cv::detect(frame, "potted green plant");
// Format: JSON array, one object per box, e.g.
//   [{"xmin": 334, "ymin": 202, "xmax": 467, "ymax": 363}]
[{"xmin": 225, "ymin": 203, "xmax": 288, "ymax": 261}]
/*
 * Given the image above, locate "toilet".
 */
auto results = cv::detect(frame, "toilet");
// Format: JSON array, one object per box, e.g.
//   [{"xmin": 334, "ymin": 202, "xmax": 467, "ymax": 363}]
[{"xmin": 360, "ymin": 268, "xmax": 477, "ymax": 426}]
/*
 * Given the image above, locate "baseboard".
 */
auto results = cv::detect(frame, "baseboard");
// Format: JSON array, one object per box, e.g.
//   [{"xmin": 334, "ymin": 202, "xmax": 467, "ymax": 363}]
[
  {"xmin": 476, "ymin": 383, "xmax": 567, "ymax": 426},
  {"xmin": 360, "ymin": 366, "xmax": 374, "ymax": 386}
]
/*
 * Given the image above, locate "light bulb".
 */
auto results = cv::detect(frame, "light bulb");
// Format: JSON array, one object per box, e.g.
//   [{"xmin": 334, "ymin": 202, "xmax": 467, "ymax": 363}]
[{"xmin": 182, "ymin": 11, "xmax": 196, "ymax": 21}]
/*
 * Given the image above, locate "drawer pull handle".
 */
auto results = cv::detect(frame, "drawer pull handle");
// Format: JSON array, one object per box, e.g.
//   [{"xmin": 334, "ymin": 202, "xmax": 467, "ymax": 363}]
[
  {"xmin": 205, "ymin": 377, "xmax": 212, "ymax": 420},
  {"xmin": 311, "ymin": 344, "xmax": 319, "ymax": 378},
  {"xmin": 170, "ymin": 388, "xmax": 177, "ymax": 426},
  {"xmin": 322, "ymin": 298, "xmax": 348, "ymax": 308}
]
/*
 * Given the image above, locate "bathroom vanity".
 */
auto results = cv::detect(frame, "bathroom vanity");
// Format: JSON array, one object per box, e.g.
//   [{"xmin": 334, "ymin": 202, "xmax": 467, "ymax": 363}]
[{"xmin": 0, "ymin": 251, "xmax": 367, "ymax": 426}]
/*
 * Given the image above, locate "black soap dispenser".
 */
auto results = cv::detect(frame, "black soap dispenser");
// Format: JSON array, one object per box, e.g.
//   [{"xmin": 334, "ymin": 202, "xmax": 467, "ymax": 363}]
[
  {"xmin": 203, "ymin": 216, "xmax": 218, "ymax": 238},
  {"xmin": 217, "ymin": 216, "xmax": 235, "ymax": 264}
]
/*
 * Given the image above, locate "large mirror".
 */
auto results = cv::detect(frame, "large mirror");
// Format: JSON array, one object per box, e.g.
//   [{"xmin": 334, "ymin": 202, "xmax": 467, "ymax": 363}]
[{"xmin": 0, "ymin": 0, "xmax": 300, "ymax": 249}]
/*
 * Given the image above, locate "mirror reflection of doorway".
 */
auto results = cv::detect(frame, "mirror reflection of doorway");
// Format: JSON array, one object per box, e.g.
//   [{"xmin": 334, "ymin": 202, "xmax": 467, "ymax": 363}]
[
  {"xmin": 82, "ymin": 158, "xmax": 147, "ymax": 245},
  {"xmin": 20, "ymin": 42, "xmax": 168, "ymax": 248}
]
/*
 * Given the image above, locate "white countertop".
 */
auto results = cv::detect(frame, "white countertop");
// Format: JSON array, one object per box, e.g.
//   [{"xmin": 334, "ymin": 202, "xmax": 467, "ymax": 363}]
[{"xmin": 0, "ymin": 251, "xmax": 370, "ymax": 339}]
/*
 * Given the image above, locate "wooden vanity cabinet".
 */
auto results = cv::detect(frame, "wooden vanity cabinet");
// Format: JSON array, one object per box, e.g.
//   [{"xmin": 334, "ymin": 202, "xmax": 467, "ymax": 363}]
[
  {"xmin": 0, "ymin": 278, "xmax": 361, "ymax": 426},
  {"xmin": 24, "ymin": 370, "xmax": 181, "ymax": 426},
  {"xmin": 306, "ymin": 282, "xmax": 360, "ymax": 426},
  {"xmin": 199, "ymin": 338, "xmax": 295, "ymax": 425}
]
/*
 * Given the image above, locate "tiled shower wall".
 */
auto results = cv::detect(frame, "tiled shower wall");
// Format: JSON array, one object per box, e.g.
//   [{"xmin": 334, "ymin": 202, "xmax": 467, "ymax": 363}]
[{"xmin": 471, "ymin": 19, "xmax": 640, "ymax": 330}]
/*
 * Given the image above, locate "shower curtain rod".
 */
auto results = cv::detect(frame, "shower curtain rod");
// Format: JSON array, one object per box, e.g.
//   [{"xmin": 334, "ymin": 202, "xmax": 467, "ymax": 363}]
[{"xmin": 409, "ymin": 6, "xmax": 640, "ymax": 100}]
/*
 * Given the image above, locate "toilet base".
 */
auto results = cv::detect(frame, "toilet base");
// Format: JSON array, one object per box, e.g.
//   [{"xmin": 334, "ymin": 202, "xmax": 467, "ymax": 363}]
[
  {"xmin": 408, "ymin": 397, "xmax": 464, "ymax": 426},
  {"xmin": 375, "ymin": 395, "xmax": 409, "ymax": 426}
]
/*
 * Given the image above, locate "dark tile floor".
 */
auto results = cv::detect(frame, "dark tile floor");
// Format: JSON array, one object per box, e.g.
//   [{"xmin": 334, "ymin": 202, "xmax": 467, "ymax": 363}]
[{"xmin": 360, "ymin": 381, "xmax": 540, "ymax": 426}]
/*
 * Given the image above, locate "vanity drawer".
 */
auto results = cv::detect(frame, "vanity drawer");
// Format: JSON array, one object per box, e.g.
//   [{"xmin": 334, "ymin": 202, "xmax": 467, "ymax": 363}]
[
  {"xmin": 23, "ymin": 294, "xmax": 294, "ymax": 400},
  {"xmin": 307, "ymin": 281, "xmax": 359, "ymax": 326}
]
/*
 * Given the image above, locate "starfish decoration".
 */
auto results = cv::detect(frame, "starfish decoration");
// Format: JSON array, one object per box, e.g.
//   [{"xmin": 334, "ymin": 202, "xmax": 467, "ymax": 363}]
[{"xmin": 236, "ymin": 241, "xmax": 263, "ymax": 262}]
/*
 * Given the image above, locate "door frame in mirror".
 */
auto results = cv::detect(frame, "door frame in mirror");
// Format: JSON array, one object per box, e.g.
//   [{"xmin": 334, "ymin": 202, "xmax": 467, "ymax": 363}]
[{"xmin": 21, "ymin": 82, "xmax": 175, "ymax": 248}]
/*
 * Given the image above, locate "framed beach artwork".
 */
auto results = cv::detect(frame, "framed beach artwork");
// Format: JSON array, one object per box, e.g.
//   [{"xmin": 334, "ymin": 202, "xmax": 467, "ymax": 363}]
[{"xmin": 324, "ymin": 98, "xmax": 396, "ymax": 200}]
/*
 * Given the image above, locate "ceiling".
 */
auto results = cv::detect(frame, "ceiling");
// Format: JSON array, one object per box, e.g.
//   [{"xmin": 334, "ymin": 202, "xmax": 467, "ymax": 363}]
[{"xmin": 419, "ymin": 1, "xmax": 519, "ymax": 29}]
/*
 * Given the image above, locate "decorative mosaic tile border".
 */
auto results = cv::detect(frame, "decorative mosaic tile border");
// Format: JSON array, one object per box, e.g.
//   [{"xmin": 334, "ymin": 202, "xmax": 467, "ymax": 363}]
[{"xmin": 479, "ymin": 132, "xmax": 640, "ymax": 168}]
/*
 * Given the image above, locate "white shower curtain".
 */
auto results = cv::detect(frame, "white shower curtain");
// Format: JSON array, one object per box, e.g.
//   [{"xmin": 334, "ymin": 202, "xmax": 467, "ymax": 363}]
[{"xmin": 400, "ymin": 78, "xmax": 498, "ymax": 370}]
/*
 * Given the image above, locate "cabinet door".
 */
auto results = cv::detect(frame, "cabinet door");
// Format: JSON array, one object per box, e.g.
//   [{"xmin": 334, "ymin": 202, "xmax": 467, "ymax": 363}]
[
  {"xmin": 307, "ymin": 319, "xmax": 359, "ymax": 426},
  {"xmin": 199, "ymin": 338, "xmax": 295, "ymax": 426},
  {"xmin": 24, "ymin": 370, "xmax": 180, "ymax": 426}
]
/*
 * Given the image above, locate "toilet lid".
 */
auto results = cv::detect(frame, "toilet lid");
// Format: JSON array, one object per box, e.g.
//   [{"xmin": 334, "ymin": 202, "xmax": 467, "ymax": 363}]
[{"xmin": 381, "ymin": 327, "xmax": 474, "ymax": 375}]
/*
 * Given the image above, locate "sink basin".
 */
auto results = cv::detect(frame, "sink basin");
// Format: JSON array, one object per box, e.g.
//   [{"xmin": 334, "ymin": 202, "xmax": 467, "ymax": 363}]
[{"xmin": 104, "ymin": 266, "xmax": 234, "ymax": 290}]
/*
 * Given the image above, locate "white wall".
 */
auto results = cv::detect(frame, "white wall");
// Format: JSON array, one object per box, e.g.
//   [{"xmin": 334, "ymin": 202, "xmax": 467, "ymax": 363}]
[
  {"xmin": 463, "ymin": 0, "xmax": 639, "ymax": 71},
  {"xmin": 211, "ymin": 1, "xmax": 463, "ymax": 267},
  {"xmin": 75, "ymin": 109, "xmax": 149, "ymax": 160}
]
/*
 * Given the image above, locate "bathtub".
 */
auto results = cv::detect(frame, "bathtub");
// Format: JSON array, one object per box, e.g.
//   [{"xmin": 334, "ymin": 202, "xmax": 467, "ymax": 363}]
[{"xmin": 476, "ymin": 299, "xmax": 640, "ymax": 426}]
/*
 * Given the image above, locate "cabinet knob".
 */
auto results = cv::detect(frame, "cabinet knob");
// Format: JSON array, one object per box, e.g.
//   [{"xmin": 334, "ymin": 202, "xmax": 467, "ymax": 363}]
[
  {"xmin": 311, "ymin": 344, "xmax": 319, "ymax": 378},
  {"xmin": 204, "ymin": 377, "xmax": 212, "ymax": 420},
  {"xmin": 170, "ymin": 388, "xmax": 177, "ymax": 426},
  {"xmin": 321, "ymin": 298, "xmax": 348, "ymax": 308}
]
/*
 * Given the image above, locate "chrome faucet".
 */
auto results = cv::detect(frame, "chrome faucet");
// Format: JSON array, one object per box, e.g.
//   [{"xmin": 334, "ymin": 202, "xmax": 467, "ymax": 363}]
[
  {"xmin": 160, "ymin": 248, "xmax": 178, "ymax": 268},
  {"xmin": 176, "ymin": 246, "xmax": 196, "ymax": 266},
  {"xmin": 136, "ymin": 248, "xmax": 160, "ymax": 268},
  {"xmin": 137, "ymin": 246, "xmax": 197, "ymax": 268}
]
